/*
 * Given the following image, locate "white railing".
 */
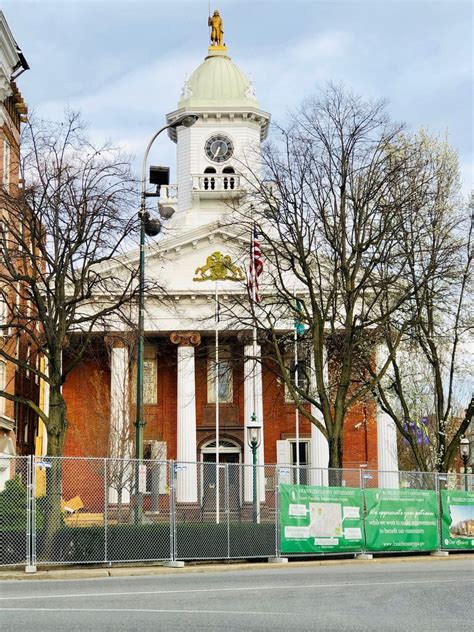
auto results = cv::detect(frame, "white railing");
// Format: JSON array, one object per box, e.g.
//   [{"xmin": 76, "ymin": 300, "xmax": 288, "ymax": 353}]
[
  {"xmin": 192, "ymin": 173, "xmax": 241, "ymax": 193},
  {"xmin": 159, "ymin": 184, "xmax": 178, "ymax": 203}
]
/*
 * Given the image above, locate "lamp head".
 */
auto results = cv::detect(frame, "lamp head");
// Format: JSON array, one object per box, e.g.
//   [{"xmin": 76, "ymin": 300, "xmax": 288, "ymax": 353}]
[
  {"xmin": 247, "ymin": 413, "xmax": 262, "ymax": 448},
  {"xmin": 460, "ymin": 436, "xmax": 471, "ymax": 458},
  {"xmin": 169, "ymin": 113, "xmax": 199, "ymax": 129}
]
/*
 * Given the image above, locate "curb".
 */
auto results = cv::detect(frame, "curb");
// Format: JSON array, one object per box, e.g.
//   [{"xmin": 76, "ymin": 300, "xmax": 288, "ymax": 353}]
[{"xmin": 1, "ymin": 554, "xmax": 473, "ymax": 581}]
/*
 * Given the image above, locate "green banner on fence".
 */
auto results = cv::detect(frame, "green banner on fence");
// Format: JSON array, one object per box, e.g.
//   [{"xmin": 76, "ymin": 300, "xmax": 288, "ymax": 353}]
[
  {"xmin": 440, "ymin": 490, "xmax": 474, "ymax": 550},
  {"xmin": 279, "ymin": 484, "xmax": 364, "ymax": 554},
  {"xmin": 364, "ymin": 488, "xmax": 439, "ymax": 551}
]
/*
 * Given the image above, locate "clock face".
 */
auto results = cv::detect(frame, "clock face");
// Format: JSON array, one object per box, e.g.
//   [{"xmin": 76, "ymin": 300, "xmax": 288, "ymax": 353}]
[{"xmin": 205, "ymin": 134, "xmax": 234, "ymax": 163}]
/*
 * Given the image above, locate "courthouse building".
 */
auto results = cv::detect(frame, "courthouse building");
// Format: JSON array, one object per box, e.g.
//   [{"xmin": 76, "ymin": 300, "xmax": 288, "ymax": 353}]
[{"xmin": 60, "ymin": 23, "xmax": 399, "ymax": 507}]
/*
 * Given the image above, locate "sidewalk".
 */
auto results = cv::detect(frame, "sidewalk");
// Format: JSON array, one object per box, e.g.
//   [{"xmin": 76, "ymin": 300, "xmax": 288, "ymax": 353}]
[{"xmin": 1, "ymin": 553, "xmax": 473, "ymax": 581}]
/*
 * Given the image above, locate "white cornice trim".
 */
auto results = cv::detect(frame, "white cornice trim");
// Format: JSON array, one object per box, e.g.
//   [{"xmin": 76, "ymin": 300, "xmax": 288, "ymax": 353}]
[
  {"xmin": 166, "ymin": 106, "xmax": 271, "ymax": 142},
  {"xmin": 83, "ymin": 221, "xmax": 249, "ymax": 279},
  {"xmin": 0, "ymin": 12, "xmax": 21, "ymax": 70}
]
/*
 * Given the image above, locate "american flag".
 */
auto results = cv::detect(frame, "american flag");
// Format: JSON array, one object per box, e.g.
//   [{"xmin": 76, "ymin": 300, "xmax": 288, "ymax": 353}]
[{"xmin": 249, "ymin": 225, "xmax": 263, "ymax": 303}]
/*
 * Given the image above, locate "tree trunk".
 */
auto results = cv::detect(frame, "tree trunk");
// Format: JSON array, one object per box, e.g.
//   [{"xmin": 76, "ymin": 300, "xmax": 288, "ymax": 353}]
[
  {"xmin": 42, "ymin": 387, "xmax": 67, "ymax": 561},
  {"xmin": 328, "ymin": 434, "xmax": 343, "ymax": 486}
]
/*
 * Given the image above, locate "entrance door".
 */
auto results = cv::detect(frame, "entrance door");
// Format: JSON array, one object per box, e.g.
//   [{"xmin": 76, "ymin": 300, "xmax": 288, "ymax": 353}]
[{"xmin": 202, "ymin": 452, "xmax": 241, "ymax": 511}]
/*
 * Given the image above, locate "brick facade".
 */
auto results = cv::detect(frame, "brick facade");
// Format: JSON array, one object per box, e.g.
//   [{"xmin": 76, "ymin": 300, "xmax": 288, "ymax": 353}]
[
  {"xmin": 63, "ymin": 337, "xmax": 378, "ymax": 469},
  {"xmin": 0, "ymin": 14, "xmax": 32, "ymax": 456}
]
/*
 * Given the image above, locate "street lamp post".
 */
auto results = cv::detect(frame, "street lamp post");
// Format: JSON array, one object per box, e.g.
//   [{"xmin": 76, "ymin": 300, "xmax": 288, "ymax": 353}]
[
  {"xmin": 459, "ymin": 436, "xmax": 471, "ymax": 492},
  {"xmin": 135, "ymin": 113, "xmax": 198, "ymax": 522},
  {"xmin": 247, "ymin": 413, "xmax": 262, "ymax": 523}
]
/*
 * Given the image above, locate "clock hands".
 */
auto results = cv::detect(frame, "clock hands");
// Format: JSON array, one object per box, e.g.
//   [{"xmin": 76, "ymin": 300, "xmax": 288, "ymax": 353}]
[{"xmin": 213, "ymin": 145, "xmax": 221, "ymax": 159}]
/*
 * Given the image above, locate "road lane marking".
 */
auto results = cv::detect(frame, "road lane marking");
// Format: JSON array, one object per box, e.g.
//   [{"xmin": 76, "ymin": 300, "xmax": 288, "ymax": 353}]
[
  {"xmin": 0, "ymin": 577, "xmax": 471, "ymax": 602},
  {"xmin": 0, "ymin": 607, "xmax": 291, "ymax": 616}
]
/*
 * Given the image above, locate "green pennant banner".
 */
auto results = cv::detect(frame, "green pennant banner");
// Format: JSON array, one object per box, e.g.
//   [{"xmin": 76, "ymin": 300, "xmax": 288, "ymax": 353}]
[
  {"xmin": 440, "ymin": 490, "xmax": 474, "ymax": 550},
  {"xmin": 364, "ymin": 488, "xmax": 439, "ymax": 551},
  {"xmin": 279, "ymin": 483, "xmax": 364, "ymax": 553}
]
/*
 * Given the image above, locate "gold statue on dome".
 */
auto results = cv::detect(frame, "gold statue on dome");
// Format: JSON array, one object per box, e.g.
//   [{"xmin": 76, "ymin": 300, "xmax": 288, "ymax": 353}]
[{"xmin": 208, "ymin": 9, "xmax": 224, "ymax": 47}]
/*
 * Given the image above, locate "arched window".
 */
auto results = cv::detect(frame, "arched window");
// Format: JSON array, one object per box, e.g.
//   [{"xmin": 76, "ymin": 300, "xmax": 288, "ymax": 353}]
[
  {"xmin": 222, "ymin": 166, "xmax": 235, "ymax": 190},
  {"xmin": 203, "ymin": 167, "xmax": 216, "ymax": 190}
]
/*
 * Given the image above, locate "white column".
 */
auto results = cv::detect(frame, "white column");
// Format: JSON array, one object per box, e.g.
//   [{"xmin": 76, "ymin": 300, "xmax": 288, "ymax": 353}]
[
  {"xmin": 171, "ymin": 332, "xmax": 200, "ymax": 503},
  {"xmin": 109, "ymin": 342, "xmax": 131, "ymax": 504},
  {"xmin": 244, "ymin": 343, "xmax": 265, "ymax": 503},
  {"xmin": 310, "ymin": 344, "xmax": 329, "ymax": 486},
  {"xmin": 376, "ymin": 346, "xmax": 399, "ymax": 488}
]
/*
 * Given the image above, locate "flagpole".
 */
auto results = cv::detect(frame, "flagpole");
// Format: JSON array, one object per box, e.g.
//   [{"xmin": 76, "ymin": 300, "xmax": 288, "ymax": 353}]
[
  {"xmin": 250, "ymin": 223, "xmax": 261, "ymax": 523},
  {"xmin": 215, "ymin": 281, "xmax": 220, "ymax": 524},
  {"xmin": 294, "ymin": 325, "xmax": 300, "ymax": 485}
]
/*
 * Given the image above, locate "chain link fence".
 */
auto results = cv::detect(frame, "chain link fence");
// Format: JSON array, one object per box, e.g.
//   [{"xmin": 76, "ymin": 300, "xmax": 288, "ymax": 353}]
[
  {"xmin": 0, "ymin": 457, "xmax": 472, "ymax": 568},
  {"xmin": 0, "ymin": 456, "xmax": 30, "ymax": 566}
]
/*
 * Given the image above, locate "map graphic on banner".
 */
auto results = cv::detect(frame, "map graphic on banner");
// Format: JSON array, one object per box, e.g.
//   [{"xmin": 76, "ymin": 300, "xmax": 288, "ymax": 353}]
[
  {"xmin": 309, "ymin": 502, "xmax": 343, "ymax": 538},
  {"xmin": 280, "ymin": 484, "xmax": 364, "ymax": 553},
  {"xmin": 440, "ymin": 490, "xmax": 474, "ymax": 550},
  {"xmin": 364, "ymin": 488, "xmax": 439, "ymax": 552}
]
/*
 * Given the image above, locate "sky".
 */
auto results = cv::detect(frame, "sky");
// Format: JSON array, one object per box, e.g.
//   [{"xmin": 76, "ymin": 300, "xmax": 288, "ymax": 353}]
[{"xmin": 3, "ymin": 0, "xmax": 473, "ymax": 190}]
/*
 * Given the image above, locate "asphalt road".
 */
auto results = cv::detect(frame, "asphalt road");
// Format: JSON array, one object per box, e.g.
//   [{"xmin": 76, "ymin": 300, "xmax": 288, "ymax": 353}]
[{"xmin": 0, "ymin": 559, "xmax": 472, "ymax": 631}]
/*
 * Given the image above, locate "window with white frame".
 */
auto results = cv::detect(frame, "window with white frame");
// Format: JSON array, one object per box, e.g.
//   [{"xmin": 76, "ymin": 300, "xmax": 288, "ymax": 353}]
[
  {"xmin": 207, "ymin": 346, "xmax": 233, "ymax": 403},
  {"xmin": 0, "ymin": 361, "xmax": 6, "ymax": 416},
  {"xmin": 26, "ymin": 344, "xmax": 31, "ymax": 378},
  {"xmin": 143, "ymin": 440, "xmax": 167, "ymax": 495},
  {"xmin": 276, "ymin": 438, "xmax": 311, "ymax": 484},
  {"xmin": 0, "ymin": 295, "xmax": 6, "ymax": 334},
  {"xmin": 290, "ymin": 439, "xmax": 310, "ymax": 485},
  {"xmin": 2, "ymin": 139, "xmax": 10, "ymax": 190}
]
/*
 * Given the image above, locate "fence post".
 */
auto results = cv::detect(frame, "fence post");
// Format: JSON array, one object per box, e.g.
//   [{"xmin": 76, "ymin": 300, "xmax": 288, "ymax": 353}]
[
  {"xmin": 25, "ymin": 455, "xmax": 36, "ymax": 573},
  {"xmin": 170, "ymin": 459, "xmax": 176, "ymax": 562},
  {"xmin": 26, "ymin": 455, "xmax": 31, "ymax": 570},
  {"xmin": 161, "ymin": 459, "xmax": 185, "ymax": 568},
  {"xmin": 225, "ymin": 463, "xmax": 230, "ymax": 559},
  {"xmin": 360, "ymin": 468, "xmax": 366, "ymax": 554},
  {"xmin": 266, "ymin": 465, "xmax": 288, "ymax": 563},
  {"xmin": 274, "ymin": 466, "xmax": 279, "ymax": 558},
  {"xmin": 429, "ymin": 472, "xmax": 449, "ymax": 557},
  {"xmin": 354, "ymin": 466, "xmax": 373, "ymax": 560},
  {"xmin": 104, "ymin": 458, "xmax": 108, "ymax": 564}
]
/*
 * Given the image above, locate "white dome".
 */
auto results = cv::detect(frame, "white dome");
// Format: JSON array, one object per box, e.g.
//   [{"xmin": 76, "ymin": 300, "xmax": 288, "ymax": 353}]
[{"xmin": 178, "ymin": 48, "xmax": 258, "ymax": 109}]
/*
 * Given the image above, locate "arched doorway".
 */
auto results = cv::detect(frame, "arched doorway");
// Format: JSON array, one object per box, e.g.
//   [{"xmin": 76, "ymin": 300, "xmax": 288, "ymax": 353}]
[{"xmin": 200, "ymin": 438, "xmax": 242, "ymax": 510}]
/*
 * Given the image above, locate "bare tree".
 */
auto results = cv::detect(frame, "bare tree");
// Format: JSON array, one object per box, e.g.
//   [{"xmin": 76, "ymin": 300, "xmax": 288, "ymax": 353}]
[
  {"xmin": 230, "ymin": 85, "xmax": 461, "ymax": 471},
  {"xmin": 373, "ymin": 142, "xmax": 473, "ymax": 473},
  {"xmin": 0, "ymin": 111, "xmax": 139, "ymax": 460}
]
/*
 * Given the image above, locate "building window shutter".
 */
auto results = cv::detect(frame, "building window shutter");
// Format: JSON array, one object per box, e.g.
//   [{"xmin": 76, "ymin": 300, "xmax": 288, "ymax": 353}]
[{"xmin": 276, "ymin": 439, "xmax": 291, "ymax": 484}]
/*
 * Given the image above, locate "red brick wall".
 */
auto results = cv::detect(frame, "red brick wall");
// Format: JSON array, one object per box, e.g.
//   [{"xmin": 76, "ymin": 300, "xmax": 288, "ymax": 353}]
[
  {"xmin": 62, "ymin": 355, "xmax": 110, "ymax": 506},
  {"xmin": 63, "ymin": 340, "xmax": 379, "ymax": 474},
  {"xmin": 143, "ymin": 349, "xmax": 177, "ymax": 457}
]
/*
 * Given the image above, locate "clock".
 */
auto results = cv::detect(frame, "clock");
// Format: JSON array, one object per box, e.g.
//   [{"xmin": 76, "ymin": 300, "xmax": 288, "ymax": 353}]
[{"xmin": 205, "ymin": 134, "xmax": 234, "ymax": 163}]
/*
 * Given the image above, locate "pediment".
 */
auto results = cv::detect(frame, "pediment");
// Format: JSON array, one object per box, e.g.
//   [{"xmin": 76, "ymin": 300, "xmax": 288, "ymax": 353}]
[{"xmin": 144, "ymin": 223, "xmax": 249, "ymax": 295}]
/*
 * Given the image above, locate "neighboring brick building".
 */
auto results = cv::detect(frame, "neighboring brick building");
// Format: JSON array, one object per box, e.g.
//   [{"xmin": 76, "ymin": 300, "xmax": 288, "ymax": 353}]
[{"xmin": 0, "ymin": 11, "xmax": 37, "ymax": 475}]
